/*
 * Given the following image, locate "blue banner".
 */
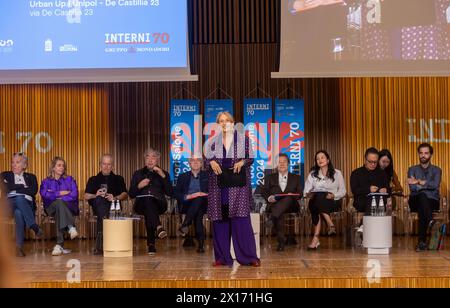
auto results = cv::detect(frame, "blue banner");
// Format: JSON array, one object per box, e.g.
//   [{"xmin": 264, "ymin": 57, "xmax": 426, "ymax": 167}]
[
  {"xmin": 243, "ymin": 98, "xmax": 273, "ymax": 188},
  {"xmin": 170, "ymin": 99, "xmax": 200, "ymax": 185},
  {"xmin": 275, "ymin": 99, "xmax": 305, "ymax": 180}
]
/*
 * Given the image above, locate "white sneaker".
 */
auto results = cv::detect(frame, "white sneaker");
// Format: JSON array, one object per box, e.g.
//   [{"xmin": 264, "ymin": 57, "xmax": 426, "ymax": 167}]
[
  {"xmin": 51, "ymin": 245, "xmax": 71, "ymax": 256},
  {"xmin": 357, "ymin": 225, "xmax": 364, "ymax": 234},
  {"xmin": 68, "ymin": 227, "xmax": 78, "ymax": 240}
]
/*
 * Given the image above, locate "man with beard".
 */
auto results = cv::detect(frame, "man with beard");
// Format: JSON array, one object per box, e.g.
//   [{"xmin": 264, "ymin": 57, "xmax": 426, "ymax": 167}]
[{"xmin": 407, "ymin": 143, "xmax": 442, "ymax": 252}]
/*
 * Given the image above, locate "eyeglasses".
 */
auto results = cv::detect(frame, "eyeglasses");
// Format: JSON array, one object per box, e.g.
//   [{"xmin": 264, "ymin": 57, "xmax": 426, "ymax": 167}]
[
  {"xmin": 366, "ymin": 159, "xmax": 378, "ymax": 165},
  {"xmin": 13, "ymin": 152, "xmax": 24, "ymax": 156}
]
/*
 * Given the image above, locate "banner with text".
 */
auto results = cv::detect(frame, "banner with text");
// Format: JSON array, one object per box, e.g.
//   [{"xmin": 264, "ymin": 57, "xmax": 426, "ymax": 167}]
[
  {"xmin": 170, "ymin": 99, "xmax": 200, "ymax": 185},
  {"xmin": 275, "ymin": 99, "xmax": 305, "ymax": 180},
  {"xmin": 243, "ymin": 98, "xmax": 273, "ymax": 188}
]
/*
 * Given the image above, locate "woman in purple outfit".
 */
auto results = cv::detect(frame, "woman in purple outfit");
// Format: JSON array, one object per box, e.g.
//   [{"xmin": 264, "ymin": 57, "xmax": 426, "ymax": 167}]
[
  {"xmin": 40, "ymin": 156, "xmax": 79, "ymax": 256},
  {"xmin": 205, "ymin": 112, "xmax": 260, "ymax": 267}
]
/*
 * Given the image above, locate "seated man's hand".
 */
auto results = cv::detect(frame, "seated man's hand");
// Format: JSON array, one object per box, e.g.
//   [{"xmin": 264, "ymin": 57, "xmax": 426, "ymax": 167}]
[
  {"xmin": 407, "ymin": 177, "xmax": 419, "ymax": 185},
  {"xmin": 186, "ymin": 192, "xmax": 208, "ymax": 200},
  {"xmin": 370, "ymin": 186, "xmax": 379, "ymax": 193},
  {"xmin": 268, "ymin": 195, "xmax": 276, "ymax": 203}
]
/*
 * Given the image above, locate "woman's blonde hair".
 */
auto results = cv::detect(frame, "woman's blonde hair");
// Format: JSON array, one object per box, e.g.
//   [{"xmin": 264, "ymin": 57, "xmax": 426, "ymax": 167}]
[
  {"xmin": 48, "ymin": 156, "xmax": 67, "ymax": 178},
  {"xmin": 216, "ymin": 111, "xmax": 234, "ymax": 124}
]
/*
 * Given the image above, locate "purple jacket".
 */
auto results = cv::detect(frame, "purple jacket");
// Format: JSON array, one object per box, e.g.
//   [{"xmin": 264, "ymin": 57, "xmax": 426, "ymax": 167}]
[
  {"xmin": 40, "ymin": 176, "xmax": 79, "ymax": 215},
  {"xmin": 205, "ymin": 131, "xmax": 254, "ymax": 221}
]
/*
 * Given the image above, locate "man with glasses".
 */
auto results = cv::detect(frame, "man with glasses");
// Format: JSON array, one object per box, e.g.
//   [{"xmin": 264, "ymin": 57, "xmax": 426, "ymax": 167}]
[
  {"xmin": 0, "ymin": 153, "xmax": 42, "ymax": 257},
  {"xmin": 350, "ymin": 147, "xmax": 390, "ymax": 233}
]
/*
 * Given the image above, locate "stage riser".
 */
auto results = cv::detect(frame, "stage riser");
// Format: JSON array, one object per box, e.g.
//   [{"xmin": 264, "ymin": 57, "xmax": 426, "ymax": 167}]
[{"xmin": 26, "ymin": 278, "xmax": 450, "ymax": 288}]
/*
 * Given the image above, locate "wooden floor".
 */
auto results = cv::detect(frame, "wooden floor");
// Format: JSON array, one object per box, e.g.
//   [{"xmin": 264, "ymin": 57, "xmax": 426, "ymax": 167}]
[{"xmin": 14, "ymin": 236, "xmax": 450, "ymax": 288}]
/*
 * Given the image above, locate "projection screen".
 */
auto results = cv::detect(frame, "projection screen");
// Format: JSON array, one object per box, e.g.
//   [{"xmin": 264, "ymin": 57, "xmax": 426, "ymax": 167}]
[
  {"xmin": 0, "ymin": 0, "xmax": 197, "ymax": 84},
  {"xmin": 273, "ymin": 0, "xmax": 450, "ymax": 78}
]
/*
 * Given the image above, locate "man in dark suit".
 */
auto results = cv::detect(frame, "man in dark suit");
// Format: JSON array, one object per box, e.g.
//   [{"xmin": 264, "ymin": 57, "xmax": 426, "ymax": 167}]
[
  {"xmin": 174, "ymin": 157, "xmax": 208, "ymax": 253},
  {"xmin": 129, "ymin": 148, "xmax": 173, "ymax": 256},
  {"xmin": 262, "ymin": 154, "xmax": 302, "ymax": 251},
  {"xmin": 0, "ymin": 153, "xmax": 42, "ymax": 257}
]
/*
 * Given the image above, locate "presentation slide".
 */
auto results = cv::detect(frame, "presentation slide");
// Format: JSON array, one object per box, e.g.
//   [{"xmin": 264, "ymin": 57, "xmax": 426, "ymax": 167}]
[
  {"xmin": 0, "ymin": 0, "xmax": 188, "ymax": 70},
  {"xmin": 275, "ymin": 0, "xmax": 450, "ymax": 77}
]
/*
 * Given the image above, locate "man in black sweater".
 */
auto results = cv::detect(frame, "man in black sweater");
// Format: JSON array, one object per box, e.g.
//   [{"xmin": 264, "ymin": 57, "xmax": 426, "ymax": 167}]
[
  {"xmin": 85, "ymin": 154, "xmax": 128, "ymax": 255},
  {"xmin": 350, "ymin": 148, "xmax": 390, "ymax": 232},
  {"xmin": 129, "ymin": 148, "xmax": 173, "ymax": 256},
  {"xmin": 0, "ymin": 153, "xmax": 42, "ymax": 257}
]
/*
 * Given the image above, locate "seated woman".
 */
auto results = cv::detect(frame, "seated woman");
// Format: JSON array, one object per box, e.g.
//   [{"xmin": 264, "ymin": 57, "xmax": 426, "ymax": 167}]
[
  {"xmin": 304, "ymin": 150, "xmax": 346, "ymax": 250},
  {"xmin": 40, "ymin": 157, "xmax": 79, "ymax": 256},
  {"xmin": 378, "ymin": 149, "xmax": 403, "ymax": 212}
]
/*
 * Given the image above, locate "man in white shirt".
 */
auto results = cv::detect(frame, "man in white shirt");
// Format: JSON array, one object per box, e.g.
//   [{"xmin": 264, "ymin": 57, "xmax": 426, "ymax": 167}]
[
  {"xmin": 262, "ymin": 154, "xmax": 302, "ymax": 251},
  {"xmin": 1, "ymin": 153, "xmax": 42, "ymax": 257}
]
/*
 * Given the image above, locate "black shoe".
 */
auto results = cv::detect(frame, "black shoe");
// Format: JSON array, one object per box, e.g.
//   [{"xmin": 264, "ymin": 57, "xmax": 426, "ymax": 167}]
[
  {"xmin": 16, "ymin": 247, "xmax": 26, "ymax": 257},
  {"xmin": 415, "ymin": 241, "xmax": 428, "ymax": 252},
  {"xmin": 196, "ymin": 240, "xmax": 205, "ymax": 253},
  {"xmin": 276, "ymin": 242, "xmax": 285, "ymax": 252},
  {"xmin": 35, "ymin": 228, "xmax": 44, "ymax": 239},
  {"xmin": 148, "ymin": 244, "xmax": 156, "ymax": 256}
]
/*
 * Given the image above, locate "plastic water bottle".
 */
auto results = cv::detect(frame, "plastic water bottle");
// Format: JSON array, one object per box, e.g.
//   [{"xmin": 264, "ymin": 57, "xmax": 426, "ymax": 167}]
[
  {"xmin": 371, "ymin": 196, "xmax": 377, "ymax": 216},
  {"xmin": 110, "ymin": 201, "xmax": 116, "ymax": 220},
  {"xmin": 115, "ymin": 200, "xmax": 121, "ymax": 217},
  {"xmin": 378, "ymin": 197, "xmax": 385, "ymax": 217}
]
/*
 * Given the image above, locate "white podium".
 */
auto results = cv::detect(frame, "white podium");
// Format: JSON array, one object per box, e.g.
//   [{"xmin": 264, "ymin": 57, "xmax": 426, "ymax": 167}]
[
  {"xmin": 363, "ymin": 216, "xmax": 392, "ymax": 255},
  {"xmin": 103, "ymin": 218, "xmax": 133, "ymax": 258},
  {"xmin": 230, "ymin": 213, "xmax": 260, "ymax": 259}
]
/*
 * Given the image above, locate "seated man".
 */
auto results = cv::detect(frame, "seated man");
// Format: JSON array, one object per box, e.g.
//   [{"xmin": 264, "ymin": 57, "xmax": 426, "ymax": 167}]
[
  {"xmin": 262, "ymin": 154, "xmax": 302, "ymax": 251},
  {"xmin": 407, "ymin": 143, "xmax": 442, "ymax": 252},
  {"xmin": 129, "ymin": 148, "xmax": 172, "ymax": 256},
  {"xmin": 174, "ymin": 157, "xmax": 208, "ymax": 253},
  {"xmin": 1, "ymin": 153, "xmax": 42, "ymax": 257},
  {"xmin": 85, "ymin": 154, "xmax": 128, "ymax": 255},
  {"xmin": 350, "ymin": 147, "xmax": 390, "ymax": 233}
]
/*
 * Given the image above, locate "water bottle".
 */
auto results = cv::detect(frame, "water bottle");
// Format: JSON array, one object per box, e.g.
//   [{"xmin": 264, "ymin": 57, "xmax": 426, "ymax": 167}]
[
  {"xmin": 370, "ymin": 196, "xmax": 377, "ymax": 216},
  {"xmin": 115, "ymin": 200, "xmax": 121, "ymax": 217},
  {"xmin": 378, "ymin": 197, "xmax": 385, "ymax": 217},
  {"xmin": 110, "ymin": 201, "xmax": 116, "ymax": 220}
]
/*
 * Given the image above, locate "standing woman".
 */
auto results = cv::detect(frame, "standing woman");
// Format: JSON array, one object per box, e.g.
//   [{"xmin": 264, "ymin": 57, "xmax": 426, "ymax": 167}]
[
  {"xmin": 378, "ymin": 149, "xmax": 403, "ymax": 211},
  {"xmin": 40, "ymin": 157, "xmax": 79, "ymax": 256},
  {"xmin": 304, "ymin": 150, "xmax": 346, "ymax": 250},
  {"xmin": 206, "ymin": 112, "xmax": 260, "ymax": 267}
]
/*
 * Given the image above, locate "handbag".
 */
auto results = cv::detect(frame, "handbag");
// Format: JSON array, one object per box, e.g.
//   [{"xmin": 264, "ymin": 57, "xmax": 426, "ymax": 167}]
[{"xmin": 218, "ymin": 167, "xmax": 246, "ymax": 188}]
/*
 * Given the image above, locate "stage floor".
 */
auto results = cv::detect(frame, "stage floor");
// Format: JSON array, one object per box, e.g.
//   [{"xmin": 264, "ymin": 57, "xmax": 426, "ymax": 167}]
[{"xmin": 15, "ymin": 236, "xmax": 450, "ymax": 288}]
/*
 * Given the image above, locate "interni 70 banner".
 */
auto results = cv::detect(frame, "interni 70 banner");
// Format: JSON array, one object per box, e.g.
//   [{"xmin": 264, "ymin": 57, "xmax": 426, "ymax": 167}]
[
  {"xmin": 274, "ymin": 99, "xmax": 305, "ymax": 181},
  {"xmin": 243, "ymin": 98, "xmax": 273, "ymax": 188},
  {"xmin": 169, "ymin": 99, "xmax": 200, "ymax": 185}
]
